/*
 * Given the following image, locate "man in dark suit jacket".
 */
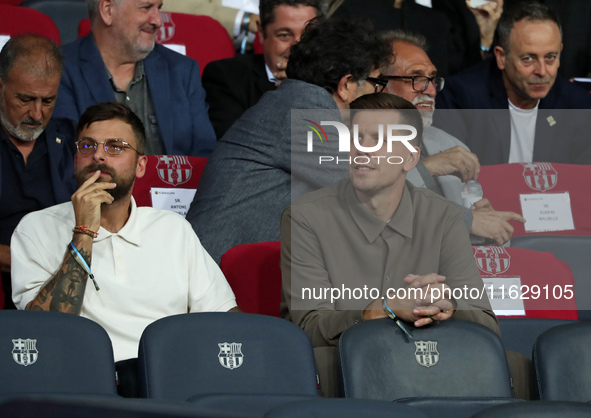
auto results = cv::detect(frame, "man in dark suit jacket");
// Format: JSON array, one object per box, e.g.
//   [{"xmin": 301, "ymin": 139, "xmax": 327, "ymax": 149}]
[
  {"xmin": 53, "ymin": 0, "xmax": 216, "ymax": 157},
  {"xmin": 435, "ymin": 1, "xmax": 591, "ymax": 165},
  {"xmin": 0, "ymin": 35, "xmax": 76, "ymax": 308},
  {"xmin": 202, "ymin": 0, "xmax": 322, "ymax": 139}
]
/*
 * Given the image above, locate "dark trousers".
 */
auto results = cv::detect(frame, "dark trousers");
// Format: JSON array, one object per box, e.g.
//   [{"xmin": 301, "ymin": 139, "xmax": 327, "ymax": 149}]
[{"xmin": 116, "ymin": 358, "xmax": 139, "ymax": 398}]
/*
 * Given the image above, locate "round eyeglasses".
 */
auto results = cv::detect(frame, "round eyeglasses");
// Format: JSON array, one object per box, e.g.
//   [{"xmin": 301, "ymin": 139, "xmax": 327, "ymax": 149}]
[
  {"xmin": 382, "ymin": 75, "xmax": 445, "ymax": 93},
  {"xmin": 75, "ymin": 138, "xmax": 141, "ymax": 156}
]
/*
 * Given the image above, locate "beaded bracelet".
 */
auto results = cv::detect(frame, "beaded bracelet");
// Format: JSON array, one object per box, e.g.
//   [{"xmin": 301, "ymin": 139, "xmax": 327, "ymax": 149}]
[{"xmin": 73, "ymin": 226, "xmax": 98, "ymax": 238}]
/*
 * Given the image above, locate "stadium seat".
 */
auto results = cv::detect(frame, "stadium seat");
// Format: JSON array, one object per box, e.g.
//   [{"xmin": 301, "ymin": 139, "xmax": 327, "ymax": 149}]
[
  {"xmin": 0, "ymin": 4, "xmax": 61, "ymax": 44},
  {"xmin": 264, "ymin": 398, "xmax": 430, "ymax": 418},
  {"xmin": 339, "ymin": 319, "xmax": 513, "ymax": 401},
  {"xmin": 472, "ymin": 400, "xmax": 591, "ymax": 418},
  {"xmin": 393, "ymin": 397, "xmax": 523, "ymax": 418},
  {"xmin": 131, "ymin": 155, "xmax": 207, "ymax": 211},
  {"xmin": 138, "ymin": 312, "xmax": 318, "ymax": 401},
  {"xmin": 220, "ymin": 241, "xmax": 282, "ymax": 317},
  {"xmin": 0, "ymin": 310, "xmax": 117, "ymax": 396},
  {"xmin": 0, "ymin": 0, "xmax": 23, "ymax": 5},
  {"xmin": 478, "ymin": 163, "xmax": 591, "ymax": 237},
  {"xmin": 534, "ymin": 322, "xmax": 591, "ymax": 401},
  {"xmin": 511, "ymin": 235, "xmax": 591, "ymax": 318},
  {"xmin": 472, "ymin": 246, "xmax": 578, "ymax": 319},
  {"xmin": 19, "ymin": 0, "xmax": 88, "ymax": 46},
  {"xmin": 498, "ymin": 318, "xmax": 576, "ymax": 359},
  {"xmin": 78, "ymin": 13, "xmax": 235, "ymax": 75},
  {"xmin": 0, "ymin": 394, "xmax": 217, "ymax": 418}
]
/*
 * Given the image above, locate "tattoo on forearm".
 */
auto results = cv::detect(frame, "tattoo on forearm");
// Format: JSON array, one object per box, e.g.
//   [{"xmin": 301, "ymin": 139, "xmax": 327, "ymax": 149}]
[{"xmin": 27, "ymin": 245, "xmax": 91, "ymax": 315}]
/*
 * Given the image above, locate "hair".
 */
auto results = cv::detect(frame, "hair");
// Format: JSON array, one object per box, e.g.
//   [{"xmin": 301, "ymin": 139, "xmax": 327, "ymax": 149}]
[
  {"xmin": 0, "ymin": 34, "xmax": 63, "ymax": 81},
  {"xmin": 349, "ymin": 92, "xmax": 423, "ymax": 148},
  {"xmin": 497, "ymin": 1, "xmax": 562, "ymax": 53},
  {"xmin": 259, "ymin": 0, "xmax": 325, "ymax": 37},
  {"xmin": 381, "ymin": 29, "xmax": 427, "ymax": 52},
  {"xmin": 87, "ymin": 0, "xmax": 124, "ymax": 25},
  {"xmin": 286, "ymin": 16, "xmax": 392, "ymax": 94},
  {"xmin": 77, "ymin": 102, "xmax": 146, "ymax": 154},
  {"xmin": 380, "ymin": 30, "xmax": 428, "ymax": 74}
]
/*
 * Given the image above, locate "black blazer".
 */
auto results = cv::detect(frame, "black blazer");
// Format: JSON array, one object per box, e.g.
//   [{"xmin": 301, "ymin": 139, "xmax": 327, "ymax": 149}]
[
  {"xmin": 202, "ymin": 54, "xmax": 276, "ymax": 139},
  {"xmin": 435, "ymin": 59, "xmax": 591, "ymax": 165}
]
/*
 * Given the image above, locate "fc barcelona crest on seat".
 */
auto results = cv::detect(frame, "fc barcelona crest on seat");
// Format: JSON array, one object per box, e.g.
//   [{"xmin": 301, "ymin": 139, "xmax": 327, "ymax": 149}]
[
  {"xmin": 415, "ymin": 340, "xmax": 439, "ymax": 368},
  {"xmin": 156, "ymin": 155, "xmax": 193, "ymax": 186},
  {"xmin": 474, "ymin": 246, "xmax": 511, "ymax": 276},
  {"xmin": 218, "ymin": 342, "xmax": 244, "ymax": 370},
  {"xmin": 522, "ymin": 162, "xmax": 557, "ymax": 192},
  {"xmin": 157, "ymin": 12, "xmax": 176, "ymax": 43},
  {"xmin": 12, "ymin": 338, "xmax": 38, "ymax": 367}
]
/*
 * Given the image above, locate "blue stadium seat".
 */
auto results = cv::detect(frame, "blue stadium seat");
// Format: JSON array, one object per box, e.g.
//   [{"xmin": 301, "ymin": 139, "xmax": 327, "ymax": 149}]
[
  {"xmin": 498, "ymin": 317, "xmax": 576, "ymax": 358},
  {"xmin": 138, "ymin": 312, "xmax": 319, "ymax": 401},
  {"xmin": 534, "ymin": 322, "xmax": 591, "ymax": 401},
  {"xmin": 472, "ymin": 400, "xmax": 591, "ymax": 417},
  {"xmin": 0, "ymin": 310, "xmax": 117, "ymax": 396}
]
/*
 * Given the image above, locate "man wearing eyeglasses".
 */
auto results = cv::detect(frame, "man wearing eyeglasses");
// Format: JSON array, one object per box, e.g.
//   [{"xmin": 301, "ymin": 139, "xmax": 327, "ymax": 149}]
[
  {"xmin": 11, "ymin": 102, "xmax": 238, "ymax": 396},
  {"xmin": 0, "ymin": 35, "xmax": 77, "ymax": 310},
  {"xmin": 382, "ymin": 30, "xmax": 525, "ymax": 246}
]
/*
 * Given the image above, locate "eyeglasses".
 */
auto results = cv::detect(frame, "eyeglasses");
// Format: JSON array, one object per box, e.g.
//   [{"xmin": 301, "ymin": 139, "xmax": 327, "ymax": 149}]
[
  {"xmin": 76, "ymin": 138, "xmax": 141, "ymax": 156},
  {"xmin": 382, "ymin": 75, "xmax": 445, "ymax": 93},
  {"xmin": 366, "ymin": 76, "xmax": 388, "ymax": 93}
]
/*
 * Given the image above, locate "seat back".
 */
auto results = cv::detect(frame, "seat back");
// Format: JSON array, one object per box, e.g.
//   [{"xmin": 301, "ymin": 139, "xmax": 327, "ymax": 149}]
[
  {"xmin": 0, "ymin": 310, "xmax": 117, "ymax": 396},
  {"xmin": 0, "ymin": 4, "xmax": 61, "ymax": 44},
  {"xmin": 534, "ymin": 322, "xmax": 591, "ymax": 401},
  {"xmin": 472, "ymin": 246, "xmax": 578, "ymax": 319},
  {"xmin": 19, "ymin": 0, "xmax": 88, "ymax": 45},
  {"xmin": 78, "ymin": 13, "xmax": 234, "ymax": 75},
  {"xmin": 473, "ymin": 400, "xmax": 591, "ymax": 417},
  {"xmin": 265, "ymin": 398, "xmax": 430, "ymax": 418},
  {"xmin": 511, "ymin": 235, "xmax": 591, "ymax": 316},
  {"xmin": 220, "ymin": 242, "xmax": 282, "ymax": 317},
  {"xmin": 0, "ymin": 394, "xmax": 217, "ymax": 418},
  {"xmin": 339, "ymin": 319, "xmax": 512, "ymax": 401},
  {"xmin": 478, "ymin": 163, "xmax": 591, "ymax": 237},
  {"xmin": 131, "ymin": 155, "xmax": 207, "ymax": 211},
  {"xmin": 138, "ymin": 312, "xmax": 318, "ymax": 400},
  {"xmin": 498, "ymin": 318, "xmax": 576, "ymax": 359}
]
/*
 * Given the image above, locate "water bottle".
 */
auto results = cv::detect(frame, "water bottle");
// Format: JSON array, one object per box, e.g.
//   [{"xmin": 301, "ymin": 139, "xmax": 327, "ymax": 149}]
[
  {"xmin": 462, "ymin": 180, "xmax": 486, "ymax": 245},
  {"xmin": 461, "ymin": 180, "xmax": 483, "ymax": 209}
]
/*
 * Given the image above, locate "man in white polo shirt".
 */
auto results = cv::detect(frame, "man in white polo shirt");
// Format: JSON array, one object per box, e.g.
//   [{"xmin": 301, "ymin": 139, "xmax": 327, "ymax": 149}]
[{"xmin": 11, "ymin": 102, "xmax": 238, "ymax": 395}]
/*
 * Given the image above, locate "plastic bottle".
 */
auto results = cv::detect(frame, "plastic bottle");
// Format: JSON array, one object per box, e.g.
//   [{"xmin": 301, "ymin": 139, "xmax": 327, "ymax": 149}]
[{"xmin": 461, "ymin": 180, "xmax": 483, "ymax": 209}]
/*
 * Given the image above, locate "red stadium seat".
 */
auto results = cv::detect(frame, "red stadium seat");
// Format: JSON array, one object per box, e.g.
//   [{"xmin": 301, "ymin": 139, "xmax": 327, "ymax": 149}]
[
  {"xmin": 131, "ymin": 155, "xmax": 207, "ymax": 208},
  {"xmin": 0, "ymin": 4, "xmax": 61, "ymax": 44},
  {"xmin": 78, "ymin": 13, "xmax": 234, "ymax": 75},
  {"xmin": 472, "ymin": 246, "xmax": 578, "ymax": 320},
  {"xmin": 478, "ymin": 163, "xmax": 591, "ymax": 237},
  {"xmin": 220, "ymin": 241, "xmax": 282, "ymax": 317},
  {"xmin": 0, "ymin": 0, "xmax": 23, "ymax": 5},
  {"xmin": 254, "ymin": 31, "xmax": 263, "ymax": 54}
]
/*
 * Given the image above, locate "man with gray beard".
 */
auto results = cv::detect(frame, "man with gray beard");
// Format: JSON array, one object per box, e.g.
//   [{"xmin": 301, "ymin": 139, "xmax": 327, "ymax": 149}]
[
  {"xmin": 52, "ymin": 0, "xmax": 216, "ymax": 157},
  {"xmin": 0, "ymin": 35, "xmax": 76, "ymax": 309},
  {"xmin": 381, "ymin": 30, "xmax": 524, "ymax": 245}
]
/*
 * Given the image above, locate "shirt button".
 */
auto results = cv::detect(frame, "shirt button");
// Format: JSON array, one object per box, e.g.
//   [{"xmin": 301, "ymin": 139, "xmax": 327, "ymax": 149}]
[
  {"xmin": 126, "ymin": 96, "xmax": 131, "ymax": 102},
  {"xmin": 117, "ymin": 256, "xmax": 121, "ymax": 261}
]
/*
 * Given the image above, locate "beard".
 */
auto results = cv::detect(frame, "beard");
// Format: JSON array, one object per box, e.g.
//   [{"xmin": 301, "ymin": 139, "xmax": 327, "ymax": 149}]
[
  {"xmin": 0, "ymin": 97, "xmax": 44, "ymax": 142},
  {"xmin": 412, "ymin": 94, "xmax": 435, "ymax": 128},
  {"xmin": 76, "ymin": 163, "xmax": 136, "ymax": 202}
]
